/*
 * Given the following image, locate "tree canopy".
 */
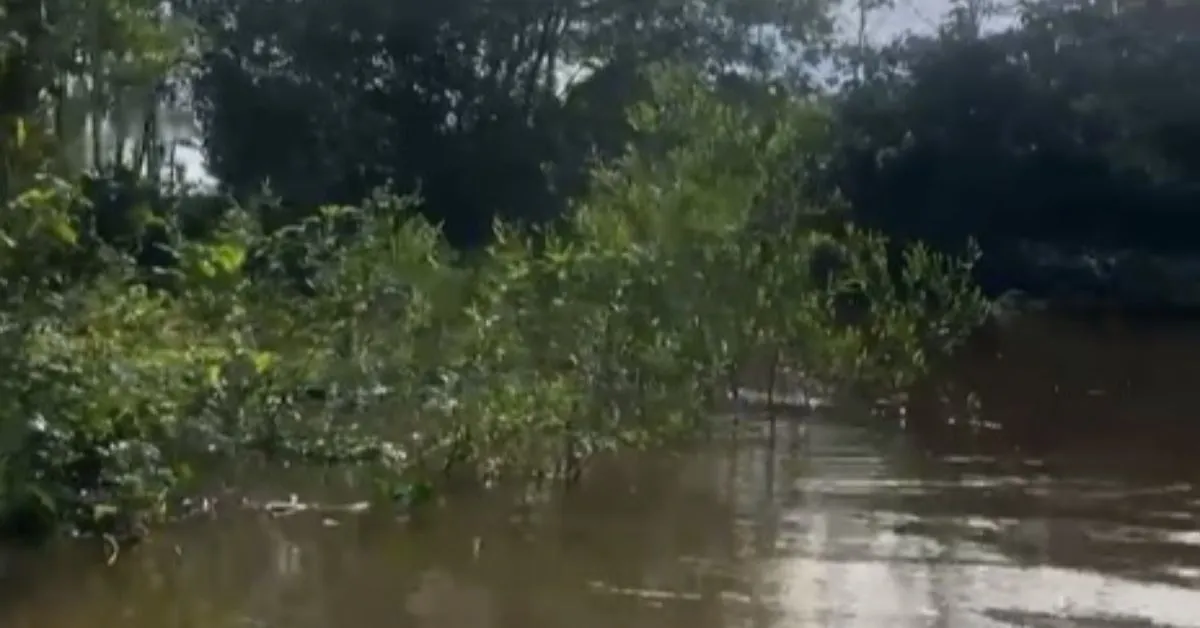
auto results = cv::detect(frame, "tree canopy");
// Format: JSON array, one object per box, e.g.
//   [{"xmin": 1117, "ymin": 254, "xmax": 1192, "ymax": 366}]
[
  {"xmin": 830, "ymin": 0, "xmax": 1200, "ymax": 257},
  {"xmin": 181, "ymin": 0, "xmax": 838, "ymax": 245}
]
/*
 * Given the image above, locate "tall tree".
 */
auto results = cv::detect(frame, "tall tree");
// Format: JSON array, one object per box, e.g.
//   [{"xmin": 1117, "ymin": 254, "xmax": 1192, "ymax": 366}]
[
  {"xmin": 1, "ymin": 0, "xmax": 193, "ymax": 198},
  {"xmin": 183, "ymin": 0, "xmax": 839, "ymax": 246},
  {"xmin": 826, "ymin": 0, "xmax": 1200, "ymax": 263}
]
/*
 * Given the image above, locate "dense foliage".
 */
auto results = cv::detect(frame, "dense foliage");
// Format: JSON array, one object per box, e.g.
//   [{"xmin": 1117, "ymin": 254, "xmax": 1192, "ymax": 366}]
[
  {"xmin": 13, "ymin": 0, "xmax": 1196, "ymax": 544},
  {"xmin": 828, "ymin": 0, "xmax": 1200, "ymax": 295},
  {"xmin": 0, "ymin": 72, "xmax": 987, "ymax": 544}
]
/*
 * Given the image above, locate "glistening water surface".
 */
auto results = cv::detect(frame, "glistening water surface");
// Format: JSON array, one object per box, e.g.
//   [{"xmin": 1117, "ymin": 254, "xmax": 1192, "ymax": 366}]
[{"xmin": 4, "ymin": 315, "xmax": 1200, "ymax": 627}]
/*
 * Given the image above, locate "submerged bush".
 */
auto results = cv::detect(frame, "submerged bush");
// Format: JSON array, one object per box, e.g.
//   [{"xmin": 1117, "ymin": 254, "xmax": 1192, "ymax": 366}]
[{"xmin": 0, "ymin": 67, "xmax": 988, "ymax": 542}]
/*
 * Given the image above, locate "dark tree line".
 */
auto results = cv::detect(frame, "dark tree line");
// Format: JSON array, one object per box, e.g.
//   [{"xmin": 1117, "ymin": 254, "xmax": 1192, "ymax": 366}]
[
  {"xmin": 179, "ymin": 0, "xmax": 836, "ymax": 247},
  {"xmin": 7, "ymin": 0, "xmax": 1199, "ymax": 297},
  {"xmin": 832, "ymin": 0, "xmax": 1200, "ymax": 258},
  {"xmin": 178, "ymin": 0, "xmax": 1200, "ymax": 257}
]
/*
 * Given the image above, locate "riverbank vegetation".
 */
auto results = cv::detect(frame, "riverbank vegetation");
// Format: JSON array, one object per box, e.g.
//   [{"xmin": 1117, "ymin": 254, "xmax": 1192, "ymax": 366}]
[
  {"xmin": 5, "ymin": 0, "xmax": 1192, "ymax": 543},
  {"xmin": 0, "ymin": 62, "xmax": 987, "ymax": 542}
]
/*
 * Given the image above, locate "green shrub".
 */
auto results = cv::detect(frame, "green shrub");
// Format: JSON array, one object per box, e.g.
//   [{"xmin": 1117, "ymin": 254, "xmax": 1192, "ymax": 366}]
[{"xmin": 0, "ymin": 67, "xmax": 988, "ymax": 543}]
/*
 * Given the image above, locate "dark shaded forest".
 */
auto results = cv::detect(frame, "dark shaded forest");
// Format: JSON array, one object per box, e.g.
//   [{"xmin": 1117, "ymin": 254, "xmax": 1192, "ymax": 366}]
[
  {"xmin": 9, "ymin": 0, "xmax": 1199, "ymax": 304},
  {"xmin": 174, "ymin": 0, "xmax": 1200, "ymax": 305}
]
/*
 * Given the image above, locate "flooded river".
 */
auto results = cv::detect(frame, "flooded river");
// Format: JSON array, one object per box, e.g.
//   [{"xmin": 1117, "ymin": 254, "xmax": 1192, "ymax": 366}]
[{"xmin": 4, "ymin": 315, "xmax": 1200, "ymax": 627}]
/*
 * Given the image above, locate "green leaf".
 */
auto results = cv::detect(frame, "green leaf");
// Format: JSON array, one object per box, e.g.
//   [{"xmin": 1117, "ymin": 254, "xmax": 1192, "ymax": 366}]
[
  {"xmin": 210, "ymin": 243, "xmax": 247, "ymax": 274},
  {"xmin": 205, "ymin": 364, "xmax": 222, "ymax": 387},
  {"xmin": 47, "ymin": 216, "xmax": 78, "ymax": 245},
  {"xmin": 13, "ymin": 117, "xmax": 26, "ymax": 149},
  {"xmin": 251, "ymin": 350, "xmax": 277, "ymax": 374}
]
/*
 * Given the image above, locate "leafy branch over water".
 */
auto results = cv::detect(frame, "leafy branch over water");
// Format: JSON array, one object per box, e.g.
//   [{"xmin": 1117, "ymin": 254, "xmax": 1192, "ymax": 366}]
[{"xmin": 0, "ymin": 67, "xmax": 988, "ymax": 544}]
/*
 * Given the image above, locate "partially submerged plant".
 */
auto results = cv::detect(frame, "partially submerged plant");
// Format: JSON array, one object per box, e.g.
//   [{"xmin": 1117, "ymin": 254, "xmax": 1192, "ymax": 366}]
[{"xmin": 0, "ymin": 66, "xmax": 988, "ymax": 544}]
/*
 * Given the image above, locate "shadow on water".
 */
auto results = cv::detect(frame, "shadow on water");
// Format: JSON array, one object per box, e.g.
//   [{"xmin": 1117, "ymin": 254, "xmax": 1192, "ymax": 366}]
[{"xmin": 4, "ymin": 314, "xmax": 1200, "ymax": 627}]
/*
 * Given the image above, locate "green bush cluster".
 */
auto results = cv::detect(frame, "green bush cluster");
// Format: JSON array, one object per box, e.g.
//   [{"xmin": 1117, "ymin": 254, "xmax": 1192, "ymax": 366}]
[{"xmin": 0, "ymin": 71, "xmax": 988, "ymax": 543}]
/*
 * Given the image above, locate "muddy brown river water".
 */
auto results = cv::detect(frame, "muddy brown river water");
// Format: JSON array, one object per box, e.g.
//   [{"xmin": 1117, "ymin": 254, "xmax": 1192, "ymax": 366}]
[{"xmin": 4, "ymin": 315, "xmax": 1200, "ymax": 627}]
